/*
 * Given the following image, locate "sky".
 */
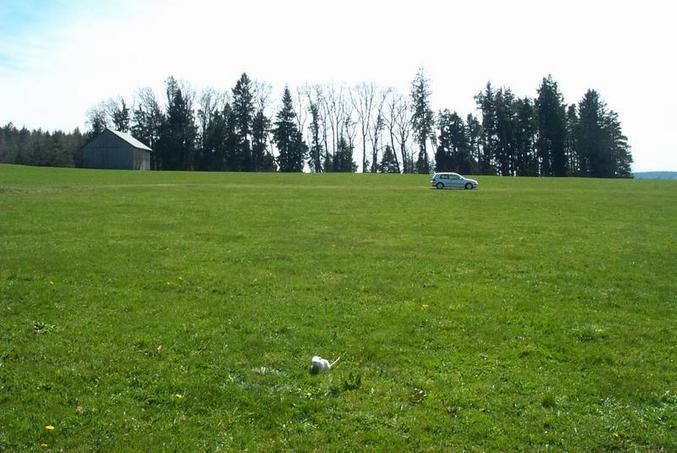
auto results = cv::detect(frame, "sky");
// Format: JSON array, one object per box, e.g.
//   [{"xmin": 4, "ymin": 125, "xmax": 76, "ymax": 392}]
[{"xmin": 1, "ymin": 0, "xmax": 675, "ymax": 171}]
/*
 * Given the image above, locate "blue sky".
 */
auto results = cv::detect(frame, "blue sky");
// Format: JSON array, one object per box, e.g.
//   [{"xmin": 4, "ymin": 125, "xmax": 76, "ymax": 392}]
[{"xmin": 1, "ymin": 0, "xmax": 676, "ymax": 171}]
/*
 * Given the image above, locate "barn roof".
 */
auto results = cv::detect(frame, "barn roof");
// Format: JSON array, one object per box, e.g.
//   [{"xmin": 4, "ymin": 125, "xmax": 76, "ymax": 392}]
[{"xmin": 108, "ymin": 129, "xmax": 152, "ymax": 151}]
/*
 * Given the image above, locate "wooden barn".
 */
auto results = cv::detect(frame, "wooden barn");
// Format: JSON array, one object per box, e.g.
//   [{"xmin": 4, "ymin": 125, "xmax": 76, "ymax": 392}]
[{"xmin": 82, "ymin": 129, "xmax": 152, "ymax": 170}]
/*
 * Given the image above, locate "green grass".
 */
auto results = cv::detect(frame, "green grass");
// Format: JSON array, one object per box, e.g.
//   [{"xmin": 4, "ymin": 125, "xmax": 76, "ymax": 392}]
[{"xmin": 1, "ymin": 164, "xmax": 675, "ymax": 450}]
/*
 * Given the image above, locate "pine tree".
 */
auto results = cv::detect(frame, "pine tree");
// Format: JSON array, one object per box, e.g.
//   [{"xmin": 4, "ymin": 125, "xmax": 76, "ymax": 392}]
[
  {"xmin": 273, "ymin": 87, "xmax": 307, "ymax": 172},
  {"xmin": 410, "ymin": 68, "xmax": 434, "ymax": 174}
]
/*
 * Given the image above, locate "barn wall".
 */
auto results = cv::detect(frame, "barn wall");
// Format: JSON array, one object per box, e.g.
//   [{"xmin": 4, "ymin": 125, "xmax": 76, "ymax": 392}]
[
  {"xmin": 82, "ymin": 131, "xmax": 147, "ymax": 169},
  {"xmin": 142, "ymin": 151, "xmax": 151, "ymax": 170}
]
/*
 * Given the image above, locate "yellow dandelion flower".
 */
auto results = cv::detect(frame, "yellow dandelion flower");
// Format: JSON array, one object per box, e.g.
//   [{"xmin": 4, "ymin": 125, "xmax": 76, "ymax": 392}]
[
  {"xmin": 421, "ymin": 304, "xmax": 429, "ymax": 310},
  {"xmin": 45, "ymin": 425, "xmax": 55, "ymax": 431},
  {"xmin": 175, "ymin": 393, "xmax": 183, "ymax": 399},
  {"xmin": 41, "ymin": 443, "xmax": 49, "ymax": 448}
]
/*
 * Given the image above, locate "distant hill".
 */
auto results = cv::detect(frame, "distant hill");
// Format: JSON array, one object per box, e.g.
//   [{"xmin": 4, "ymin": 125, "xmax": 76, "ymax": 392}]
[{"xmin": 633, "ymin": 171, "xmax": 677, "ymax": 180}]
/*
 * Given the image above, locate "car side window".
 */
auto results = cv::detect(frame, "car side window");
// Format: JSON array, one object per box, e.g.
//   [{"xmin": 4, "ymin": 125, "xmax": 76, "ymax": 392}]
[{"xmin": 440, "ymin": 174, "xmax": 449, "ymax": 179}]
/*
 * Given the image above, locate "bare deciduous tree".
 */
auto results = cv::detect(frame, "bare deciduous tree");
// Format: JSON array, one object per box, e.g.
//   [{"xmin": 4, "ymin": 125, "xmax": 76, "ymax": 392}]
[
  {"xmin": 294, "ymin": 85, "xmax": 310, "ymax": 140},
  {"xmin": 389, "ymin": 93, "xmax": 413, "ymax": 173},
  {"xmin": 368, "ymin": 87, "xmax": 390, "ymax": 172},
  {"xmin": 351, "ymin": 82, "xmax": 376, "ymax": 172}
]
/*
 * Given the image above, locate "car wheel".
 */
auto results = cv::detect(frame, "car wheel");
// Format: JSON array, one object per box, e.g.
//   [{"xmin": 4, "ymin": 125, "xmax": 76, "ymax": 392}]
[
  {"xmin": 435, "ymin": 182, "xmax": 444, "ymax": 190},
  {"xmin": 464, "ymin": 183, "xmax": 473, "ymax": 190}
]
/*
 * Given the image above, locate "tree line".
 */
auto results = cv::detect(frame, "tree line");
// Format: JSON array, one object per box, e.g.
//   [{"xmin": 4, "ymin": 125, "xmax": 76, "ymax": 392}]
[
  {"xmin": 0, "ymin": 70, "xmax": 632, "ymax": 177},
  {"xmin": 0, "ymin": 126, "xmax": 86, "ymax": 168}
]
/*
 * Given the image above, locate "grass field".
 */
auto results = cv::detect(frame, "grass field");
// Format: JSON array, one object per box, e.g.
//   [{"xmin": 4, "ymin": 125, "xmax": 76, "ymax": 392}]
[{"xmin": 1, "ymin": 164, "xmax": 675, "ymax": 450}]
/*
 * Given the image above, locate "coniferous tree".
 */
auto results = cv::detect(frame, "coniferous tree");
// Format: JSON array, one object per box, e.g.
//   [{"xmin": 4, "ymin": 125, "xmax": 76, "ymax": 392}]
[
  {"xmin": 111, "ymin": 98, "xmax": 131, "ymax": 132},
  {"xmin": 410, "ymin": 68, "xmax": 434, "ymax": 173},
  {"xmin": 603, "ymin": 110, "xmax": 633, "ymax": 178},
  {"xmin": 475, "ymin": 83, "xmax": 498, "ymax": 174},
  {"xmin": 536, "ymin": 75, "xmax": 567, "ymax": 176},
  {"xmin": 494, "ymin": 88, "xmax": 516, "ymax": 175},
  {"xmin": 131, "ymin": 88, "xmax": 163, "ymax": 169},
  {"xmin": 0, "ymin": 124, "xmax": 85, "ymax": 167},
  {"xmin": 466, "ymin": 113, "xmax": 482, "ymax": 173},
  {"xmin": 222, "ymin": 103, "xmax": 239, "ymax": 171},
  {"xmin": 380, "ymin": 144, "xmax": 399, "ymax": 173},
  {"xmin": 252, "ymin": 109, "xmax": 274, "ymax": 171},
  {"xmin": 231, "ymin": 73, "xmax": 255, "ymax": 171},
  {"xmin": 198, "ymin": 108, "xmax": 227, "ymax": 171},
  {"xmin": 513, "ymin": 97, "xmax": 537, "ymax": 176},
  {"xmin": 273, "ymin": 87, "xmax": 307, "ymax": 172},
  {"xmin": 156, "ymin": 77, "xmax": 197, "ymax": 170},
  {"xmin": 576, "ymin": 89, "xmax": 605, "ymax": 177},
  {"xmin": 436, "ymin": 110, "xmax": 473, "ymax": 173},
  {"xmin": 333, "ymin": 135, "xmax": 357, "ymax": 172},
  {"xmin": 86, "ymin": 107, "xmax": 109, "ymax": 135},
  {"xmin": 564, "ymin": 104, "xmax": 579, "ymax": 175}
]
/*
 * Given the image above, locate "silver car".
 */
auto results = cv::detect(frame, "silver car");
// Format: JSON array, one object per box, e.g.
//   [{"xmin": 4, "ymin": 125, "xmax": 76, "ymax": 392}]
[{"xmin": 430, "ymin": 172, "xmax": 478, "ymax": 190}]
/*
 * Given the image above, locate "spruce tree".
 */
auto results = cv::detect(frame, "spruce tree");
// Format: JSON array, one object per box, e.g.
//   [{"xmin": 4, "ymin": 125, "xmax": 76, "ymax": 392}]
[
  {"xmin": 536, "ymin": 75, "xmax": 567, "ymax": 176},
  {"xmin": 231, "ymin": 73, "xmax": 255, "ymax": 171},
  {"xmin": 410, "ymin": 68, "xmax": 434, "ymax": 174},
  {"xmin": 156, "ymin": 77, "xmax": 197, "ymax": 170},
  {"xmin": 576, "ymin": 89, "xmax": 605, "ymax": 177},
  {"xmin": 223, "ymin": 103, "xmax": 239, "ymax": 171},
  {"xmin": 131, "ymin": 88, "xmax": 163, "ymax": 169},
  {"xmin": 564, "ymin": 104, "xmax": 579, "ymax": 175},
  {"xmin": 514, "ymin": 97, "xmax": 537, "ymax": 176},
  {"xmin": 436, "ymin": 110, "xmax": 472, "ymax": 173},
  {"xmin": 200, "ymin": 109, "xmax": 228, "ymax": 171},
  {"xmin": 494, "ymin": 88, "xmax": 516, "ymax": 176},
  {"xmin": 111, "ymin": 98, "xmax": 131, "ymax": 132},
  {"xmin": 333, "ymin": 136, "xmax": 357, "ymax": 172},
  {"xmin": 380, "ymin": 144, "xmax": 399, "ymax": 173},
  {"xmin": 466, "ymin": 113, "xmax": 482, "ymax": 173},
  {"xmin": 475, "ymin": 83, "xmax": 498, "ymax": 174},
  {"xmin": 252, "ymin": 109, "xmax": 274, "ymax": 171},
  {"xmin": 273, "ymin": 87, "xmax": 307, "ymax": 172},
  {"xmin": 603, "ymin": 110, "xmax": 633, "ymax": 178}
]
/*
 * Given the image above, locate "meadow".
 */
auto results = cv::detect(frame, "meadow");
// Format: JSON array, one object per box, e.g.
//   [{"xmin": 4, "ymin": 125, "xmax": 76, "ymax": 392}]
[{"xmin": 0, "ymin": 164, "xmax": 675, "ymax": 450}]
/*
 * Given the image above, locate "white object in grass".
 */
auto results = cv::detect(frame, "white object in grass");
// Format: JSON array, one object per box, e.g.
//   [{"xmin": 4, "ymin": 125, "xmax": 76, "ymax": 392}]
[{"xmin": 310, "ymin": 355, "xmax": 340, "ymax": 374}]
